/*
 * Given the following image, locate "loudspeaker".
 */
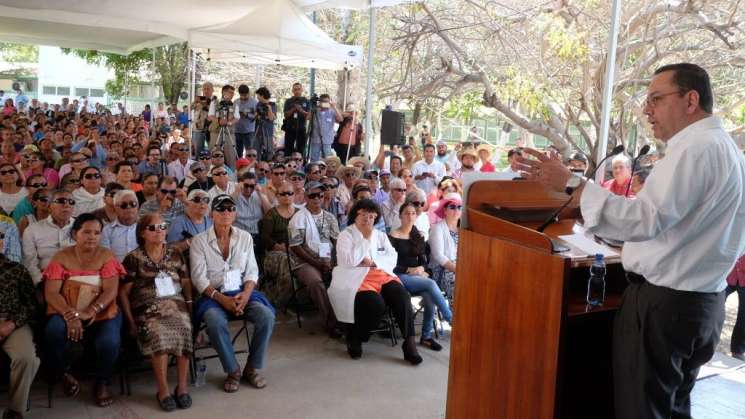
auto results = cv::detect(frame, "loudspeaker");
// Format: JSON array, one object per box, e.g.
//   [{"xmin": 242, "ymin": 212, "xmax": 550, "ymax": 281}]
[{"xmin": 381, "ymin": 110, "xmax": 405, "ymax": 145}]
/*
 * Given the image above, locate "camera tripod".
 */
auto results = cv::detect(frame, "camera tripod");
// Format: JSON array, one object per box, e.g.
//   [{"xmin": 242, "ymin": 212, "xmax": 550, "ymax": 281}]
[
  {"xmin": 215, "ymin": 124, "xmax": 237, "ymax": 170},
  {"xmin": 254, "ymin": 118, "xmax": 273, "ymax": 162}
]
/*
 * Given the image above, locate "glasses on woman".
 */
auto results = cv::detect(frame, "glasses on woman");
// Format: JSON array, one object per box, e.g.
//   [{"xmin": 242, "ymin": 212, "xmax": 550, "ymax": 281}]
[
  {"xmin": 118, "ymin": 201, "xmax": 138, "ymax": 209},
  {"xmin": 145, "ymin": 222, "xmax": 168, "ymax": 232},
  {"xmin": 445, "ymin": 204, "xmax": 462, "ymax": 211},
  {"xmin": 83, "ymin": 173, "xmax": 101, "ymax": 180},
  {"xmin": 35, "ymin": 196, "xmax": 50, "ymax": 203},
  {"xmin": 212, "ymin": 171, "xmax": 228, "ymax": 177},
  {"xmin": 212, "ymin": 153, "xmax": 224, "ymax": 159},
  {"xmin": 278, "ymin": 191, "xmax": 294, "ymax": 197},
  {"xmin": 410, "ymin": 201, "xmax": 423, "ymax": 208},
  {"xmin": 214, "ymin": 205, "xmax": 236, "ymax": 213},
  {"xmin": 0, "ymin": 170, "xmax": 17, "ymax": 176},
  {"xmin": 29, "ymin": 182, "xmax": 47, "ymax": 188},
  {"xmin": 190, "ymin": 197, "xmax": 210, "ymax": 204}
]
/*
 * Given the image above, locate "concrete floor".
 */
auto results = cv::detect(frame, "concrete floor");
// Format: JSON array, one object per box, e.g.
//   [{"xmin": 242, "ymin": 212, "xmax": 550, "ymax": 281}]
[{"xmin": 20, "ymin": 312, "xmax": 450, "ymax": 419}]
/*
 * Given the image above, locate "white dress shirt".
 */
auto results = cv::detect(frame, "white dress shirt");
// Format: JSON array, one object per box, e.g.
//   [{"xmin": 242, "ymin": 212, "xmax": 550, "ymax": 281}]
[
  {"xmin": 189, "ymin": 226, "xmax": 259, "ymax": 294},
  {"xmin": 412, "ymin": 159, "xmax": 446, "ymax": 194},
  {"xmin": 207, "ymin": 182, "xmax": 236, "ymax": 200},
  {"xmin": 22, "ymin": 216, "xmax": 74, "ymax": 284},
  {"xmin": 328, "ymin": 225, "xmax": 399, "ymax": 323},
  {"xmin": 581, "ymin": 116, "xmax": 745, "ymax": 293},
  {"xmin": 167, "ymin": 159, "xmax": 195, "ymax": 183}
]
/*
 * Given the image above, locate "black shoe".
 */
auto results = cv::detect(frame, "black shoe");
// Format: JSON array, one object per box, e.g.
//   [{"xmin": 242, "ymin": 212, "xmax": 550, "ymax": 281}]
[
  {"xmin": 2, "ymin": 409, "xmax": 23, "ymax": 419},
  {"xmin": 402, "ymin": 338, "xmax": 423, "ymax": 365},
  {"xmin": 157, "ymin": 394, "xmax": 177, "ymax": 412},
  {"xmin": 347, "ymin": 336, "xmax": 362, "ymax": 359},
  {"xmin": 173, "ymin": 388, "xmax": 192, "ymax": 409},
  {"xmin": 420, "ymin": 337, "xmax": 443, "ymax": 352}
]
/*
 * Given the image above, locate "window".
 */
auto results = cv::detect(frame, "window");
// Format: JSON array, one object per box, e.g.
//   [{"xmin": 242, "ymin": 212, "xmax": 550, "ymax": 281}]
[
  {"xmin": 74, "ymin": 87, "xmax": 89, "ymax": 97},
  {"xmin": 42, "ymin": 86, "xmax": 56, "ymax": 95},
  {"xmin": 56, "ymin": 87, "xmax": 70, "ymax": 96},
  {"xmin": 89, "ymin": 88, "xmax": 105, "ymax": 98}
]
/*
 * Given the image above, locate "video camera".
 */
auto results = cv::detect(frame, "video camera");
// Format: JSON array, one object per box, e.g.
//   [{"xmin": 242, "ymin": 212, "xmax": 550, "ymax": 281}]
[
  {"xmin": 217, "ymin": 99, "xmax": 233, "ymax": 124},
  {"xmin": 309, "ymin": 93, "xmax": 320, "ymax": 108}
]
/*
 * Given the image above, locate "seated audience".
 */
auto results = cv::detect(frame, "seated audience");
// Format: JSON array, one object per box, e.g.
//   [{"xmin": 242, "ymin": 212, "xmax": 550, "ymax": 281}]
[
  {"xmin": 389, "ymin": 201, "xmax": 452, "ymax": 351},
  {"xmin": 121, "ymin": 213, "xmax": 193, "ymax": 411},
  {"xmin": 329, "ymin": 199, "xmax": 422, "ymax": 364},
  {"xmin": 17, "ymin": 188, "xmax": 51, "ymax": 237},
  {"xmin": 43, "ymin": 213, "xmax": 125, "ymax": 408},
  {"xmin": 9, "ymin": 174, "xmax": 48, "ymax": 225},
  {"xmin": 404, "ymin": 190, "xmax": 432, "ymax": 241},
  {"xmin": 72, "ymin": 166, "xmax": 105, "ymax": 217},
  {"xmin": 23, "ymin": 152, "xmax": 59, "ymax": 189},
  {"xmin": 335, "ymin": 166, "xmax": 361, "ymax": 210},
  {"xmin": 167, "ymin": 189, "xmax": 213, "ymax": 252},
  {"xmin": 602, "ymin": 154, "xmax": 634, "ymax": 197},
  {"xmin": 233, "ymin": 172, "xmax": 271, "ymax": 237},
  {"xmin": 0, "ymin": 231, "xmax": 40, "ymax": 419},
  {"xmin": 139, "ymin": 176, "xmax": 185, "ymax": 226},
  {"xmin": 190, "ymin": 195, "xmax": 275, "ymax": 392},
  {"xmin": 136, "ymin": 173, "xmax": 160, "ymax": 206},
  {"xmin": 0, "ymin": 214, "xmax": 21, "ymax": 263},
  {"xmin": 380, "ymin": 177, "xmax": 407, "ymax": 231},
  {"xmin": 91, "ymin": 182, "xmax": 124, "ymax": 225},
  {"xmin": 429, "ymin": 193, "xmax": 462, "ymax": 302},
  {"xmin": 101, "ymin": 190, "xmax": 139, "ymax": 262},
  {"xmin": 207, "ymin": 165, "xmax": 237, "ymax": 200},
  {"xmin": 427, "ymin": 177, "xmax": 461, "ymax": 225},
  {"xmin": 186, "ymin": 161, "xmax": 212, "ymax": 192},
  {"xmin": 321, "ymin": 176, "xmax": 345, "ymax": 228},
  {"xmin": 259, "ymin": 182, "xmax": 298, "ymax": 305},
  {"xmin": 0, "ymin": 163, "xmax": 26, "ymax": 215}
]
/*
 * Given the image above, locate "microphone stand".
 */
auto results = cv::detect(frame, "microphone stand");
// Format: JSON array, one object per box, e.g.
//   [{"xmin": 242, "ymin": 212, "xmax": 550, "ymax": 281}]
[{"xmin": 624, "ymin": 144, "xmax": 651, "ymax": 197}]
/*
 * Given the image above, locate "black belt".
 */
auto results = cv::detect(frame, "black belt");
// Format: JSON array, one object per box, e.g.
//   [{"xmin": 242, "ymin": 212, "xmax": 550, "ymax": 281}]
[{"xmin": 626, "ymin": 272, "xmax": 646, "ymax": 284}]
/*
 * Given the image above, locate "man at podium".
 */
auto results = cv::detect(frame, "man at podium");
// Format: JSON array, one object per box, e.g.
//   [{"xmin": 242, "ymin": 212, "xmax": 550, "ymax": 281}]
[{"xmin": 519, "ymin": 63, "xmax": 745, "ymax": 419}]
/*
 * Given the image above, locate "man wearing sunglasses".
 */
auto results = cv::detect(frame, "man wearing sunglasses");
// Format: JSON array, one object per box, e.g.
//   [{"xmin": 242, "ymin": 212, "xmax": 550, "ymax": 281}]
[
  {"xmin": 167, "ymin": 143, "xmax": 195, "ymax": 183},
  {"xmin": 21, "ymin": 190, "xmax": 75, "ymax": 285},
  {"xmin": 139, "ymin": 177, "xmax": 185, "ymax": 227},
  {"xmin": 167, "ymin": 189, "xmax": 213, "ymax": 252},
  {"xmin": 101, "ymin": 189, "xmax": 139, "ymax": 262},
  {"xmin": 185, "ymin": 162, "xmax": 213, "ymax": 193},
  {"xmin": 288, "ymin": 181, "xmax": 341, "ymax": 337},
  {"xmin": 234, "ymin": 172, "xmax": 271, "ymax": 237},
  {"xmin": 210, "ymin": 150, "xmax": 235, "ymax": 181},
  {"xmin": 208, "ymin": 166, "xmax": 236, "ymax": 201}
]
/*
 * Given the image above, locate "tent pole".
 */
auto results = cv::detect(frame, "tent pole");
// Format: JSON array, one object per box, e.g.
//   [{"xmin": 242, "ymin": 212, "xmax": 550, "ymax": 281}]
[
  {"xmin": 596, "ymin": 0, "xmax": 623, "ymax": 183},
  {"xmin": 364, "ymin": 3, "xmax": 377, "ymax": 159},
  {"xmin": 187, "ymin": 46, "xmax": 194, "ymax": 158},
  {"xmin": 310, "ymin": 11, "xmax": 317, "ymax": 96}
]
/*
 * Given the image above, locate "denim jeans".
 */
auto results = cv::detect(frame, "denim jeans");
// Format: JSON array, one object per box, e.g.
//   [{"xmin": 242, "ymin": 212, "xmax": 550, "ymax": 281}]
[
  {"xmin": 309, "ymin": 142, "xmax": 334, "ymax": 162},
  {"xmin": 44, "ymin": 311, "xmax": 123, "ymax": 384},
  {"xmin": 235, "ymin": 132, "xmax": 255, "ymax": 158},
  {"xmin": 192, "ymin": 131, "xmax": 207, "ymax": 158},
  {"xmin": 202, "ymin": 301, "xmax": 275, "ymax": 373},
  {"xmin": 398, "ymin": 274, "xmax": 453, "ymax": 338}
]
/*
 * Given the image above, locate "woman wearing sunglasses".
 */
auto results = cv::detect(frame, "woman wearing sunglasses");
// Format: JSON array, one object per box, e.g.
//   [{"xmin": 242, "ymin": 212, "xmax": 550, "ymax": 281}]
[
  {"xmin": 259, "ymin": 181, "xmax": 298, "ymax": 305},
  {"xmin": 23, "ymin": 151, "xmax": 59, "ymax": 189},
  {"xmin": 9, "ymin": 174, "xmax": 48, "ymax": 225},
  {"xmin": 72, "ymin": 167, "xmax": 105, "ymax": 217},
  {"xmin": 17, "ymin": 188, "xmax": 51, "ymax": 237},
  {"xmin": 57, "ymin": 151, "xmax": 89, "ymax": 182},
  {"xmin": 428, "ymin": 193, "xmax": 462, "ymax": 304},
  {"xmin": 120, "ymin": 213, "xmax": 194, "ymax": 412},
  {"xmin": 0, "ymin": 163, "xmax": 26, "ymax": 216}
]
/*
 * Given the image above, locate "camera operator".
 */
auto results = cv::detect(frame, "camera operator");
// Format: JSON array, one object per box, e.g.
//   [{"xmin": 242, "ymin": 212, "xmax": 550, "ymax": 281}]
[
  {"xmin": 282, "ymin": 82, "xmax": 310, "ymax": 155},
  {"xmin": 309, "ymin": 94, "xmax": 343, "ymax": 162},
  {"xmin": 254, "ymin": 86, "xmax": 277, "ymax": 160},
  {"xmin": 235, "ymin": 84, "xmax": 258, "ymax": 159},
  {"xmin": 192, "ymin": 81, "xmax": 215, "ymax": 157},
  {"xmin": 208, "ymin": 84, "xmax": 240, "ymax": 171}
]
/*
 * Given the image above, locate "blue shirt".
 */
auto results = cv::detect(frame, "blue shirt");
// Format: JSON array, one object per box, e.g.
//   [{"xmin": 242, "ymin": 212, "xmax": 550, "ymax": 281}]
[
  {"xmin": 234, "ymin": 192, "xmax": 263, "ymax": 235},
  {"xmin": 0, "ymin": 215, "xmax": 21, "ymax": 263},
  {"xmin": 167, "ymin": 214, "xmax": 212, "ymax": 243},
  {"xmin": 72, "ymin": 140, "xmax": 107, "ymax": 169},
  {"xmin": 177, "ymin": 111, "xmax": 189, "ymax": 127},
  {"xmin": 10, "ymin": 197, "xmax": 33, "ymax": 225},
  {"xmin": 101, "ymin": 220, "xmax": 137, "ymax": 262}
]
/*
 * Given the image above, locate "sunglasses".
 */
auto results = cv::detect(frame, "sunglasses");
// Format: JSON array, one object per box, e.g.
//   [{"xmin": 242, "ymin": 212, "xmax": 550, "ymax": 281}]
[
  {"xmin": 145, "ymin": 222, "xmax": 168, "ymax": 232},
  {"xmin": 199, "ymin": 156, "xmax": 211, "ymax": 160},
  {"xmin": 190, "ymin": 197, "xmax": 210, "ymax": 204},
  {"xmin": 0, "ymin": 170, "xmax": 17, "ymax": 176},
  {"xmin": 160, "ymin": 189, "xmax": 177, "ymax": 195},
  {"xmin": 445, "ymin": 204, "xmax": 463, "ymax": 210},
  {"xmin": 71, "ymin": 158, "xmax": 88, "ymax": 163},
  {"xmin": 410, "ymin": 201, "xmax": 423, "ymax": 208},
  {"xmin": 212, "ymin": 154, "xmax": 224, "ymax": 159},
  {"xmin": 52, "ymin": 198, "xmax": 75, "ymax": 206},
  {"xmin": 214, "ymin": 205, "xmax": 236, "ymax": 213},
  {"xmin": 212, "ymin": 171, "xmax": 228, "ymax": 177},
  {"xmin": 393, "ymin": 188, "xmax": 406, "ymax": 193},
  {"xmin": 68, "ymin": 178, "xmax": 80, "ymax": 184},
  {"xmin": 246, "ymin": 154, "xmax": 257, "ymax": 158},
  {"xmin": 290, "ymin": 176, "xmax": 304, "ymax": 182},
  {"xmin": 272, "ymin": 171, "xmax": 285, "ymax": 176},
  {"xmin": 35, "ymin": 196, "xmax": 50, "ymax": 203},
  {"xmin": 178, "ymin": 148, "xmax": 189, "ymax": 152},
  {"xmin": 322, "ymin": 183, "xmax": 337, "ymax": 189},
  {"xmin": 83, "ymin": 173, "xmax": 101, "ymax": 180},
  {"xmin": 278, "ymin": 191, "xmax": 294, "ymax": 197},
  {"xmin": 243, "ymin": 183, "xmax": 256, "ymax": 189},
  {"xmin": 29, "ymin": 182, "xmax": 48, "ymax": 188},
  {"xmin": 118, "ymin": 201, "xmax": 138, "ymax": 209},
  {"xmin": 307, "ymin": 192, "xmax": 323, "ymax": 200}
]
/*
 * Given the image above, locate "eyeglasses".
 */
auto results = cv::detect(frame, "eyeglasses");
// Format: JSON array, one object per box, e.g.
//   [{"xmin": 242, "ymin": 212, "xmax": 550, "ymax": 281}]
[
  {"xmin": 213, "ymin": 205, "xmax": 236, "ymax": 213},
  {"xmin": 35, "ymin": 196, "xmax": 50, "ymax": 203},
  {"xmin": 392, "ymin": 188, "xmax": 406, "ymax": 193},
  {"xmin": 272, "ymin": 171, "xmax": 285, "ymax": 176},
  {"xmin": 278, "ymin": 191, "xmax": 294, "ymax": 197},
  {"xmin": 29, "ymin": 182, "xmax": 47, "ymax": 188},
  {"xmin": 118, "ymin": 201, "xmax": 138, "ymax": 209},
  {"xmin": 52, "ymin": 198, "xmax": 75, "ymax": 206},
  {"xmin": 307, "ymin": 192, "xmax": 323, "ymax": 200},
  {"xmin": 645, "ymin": 90, "xmax": 685, "ymax": 108},
  {"xmin": 212, "ymin": 154, "xmax": 224, "ymax": 159},
  {"xmin": 0, "ymin": 170, "xmax": 16, "ymax": 176},
  {"xmin": 290, "ymin": 176, "xmax": 304, "ymax": 182},
  {"xmin": 145, "ymin": 222, "xmax": 168, "ymax": 232},
  {"xmin": 243, "ymin": 183, "xmax": 256, "ymax": 189},
  {"xmin": 410, "ymin": 201, "xmax": 423, "ymax": 208},
  {"xmin": 199, "ymin": 156, "xmax": 211, "ymax": 161},
  {"xmin": 160, "ymin": 189, "xmax": 177, "ymax": 195},
  {"xmin": 212, "ymin": 171, "xmax": 228, "ymax": 177},
  {"xmin": 190, "ymin": 196, "xmax": 210, "ymax": 204},
  {"xmin": 68, "ymin": 178, "xmax": 80, "ymax": 184},
  {"xmin": 83, "ymin": 173, "xmax": 101, "ymax": 180},
  {"xmin": 71, "ymin": 158, "xmax": 88, "ymax": 163},
  {"xmin": 322, "ymin": 183, "xmax": 336, "ymax": 189},
  {"xmin": 445, "ymin": 204, "xmax": 463, "ymax": 210},
  {"xmin": 178, "ymin": 148, "xmax": 189, "ymax": 152}
]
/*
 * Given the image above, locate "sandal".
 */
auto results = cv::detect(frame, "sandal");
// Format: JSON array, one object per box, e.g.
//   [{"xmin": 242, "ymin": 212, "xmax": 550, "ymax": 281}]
[
  {"xmin": 156, "ymin": 393, "xmax": 177, "ymax": 412},
  {"xmin": 94, "ymin": 383, "xmax": 114, "ymax": 407},
  {"xmin": 223, "ymin": 373, "xmax": 241, "ymax": 393},
  {"xmin": 242, "ymin": 370, "xmax": 267, "ymax": 389},
  {"xmin": 173, "ymin": 386, "xmax": 192, "ymax": 409},
  {"xmin": 63, "ymin": 373, "xmax": 80, "ymax": 398}
]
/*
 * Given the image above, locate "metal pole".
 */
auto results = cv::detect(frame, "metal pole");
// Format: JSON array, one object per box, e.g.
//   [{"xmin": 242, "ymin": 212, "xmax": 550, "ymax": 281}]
[
  {"xmin": 309, "ymin": 11, "xmax": 317, "ymax": 96},
  {"xmin": 364, "ymin": 4, "xmax": 377, "ymax": 158},
  {"xmin": 596, "ymin": 0, "xmax": 623, "ymax": 183},
  {"xmin": 187, "ymin": 46, "xmax": 194, "ymax": 157}
]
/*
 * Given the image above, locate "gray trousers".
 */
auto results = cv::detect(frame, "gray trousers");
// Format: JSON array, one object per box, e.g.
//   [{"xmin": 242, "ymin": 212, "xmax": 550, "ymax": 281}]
[
  {"xmin": 209, "ymin": 127, "xmax": 237, "ymax": 170},
  {"xmin": 613, "ymin": 276, "xmax": 725, "ymax": 419},
  {"xmin": 2, "ymin": 325, "xmax": 40, "ymax": 412}
]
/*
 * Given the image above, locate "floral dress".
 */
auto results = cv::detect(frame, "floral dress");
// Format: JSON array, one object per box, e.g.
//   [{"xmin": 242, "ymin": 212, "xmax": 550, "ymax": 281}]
[
  {"xmin": 121, "ymin": 246, "xmax": 192, "ymax": 356},
  {"xmin": 432, "ymin": 230, "xmax": 459, "ymax": 304}
]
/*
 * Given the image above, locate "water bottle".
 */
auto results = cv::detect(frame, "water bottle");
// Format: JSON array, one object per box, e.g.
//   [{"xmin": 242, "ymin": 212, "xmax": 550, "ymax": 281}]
[
  {"xmin": 586, "ymin": 254, "xmax": 606, "ymax": 308},
  {"xmin": 194, "ymin": 360, "xmax": 207, "ymax": 387}
]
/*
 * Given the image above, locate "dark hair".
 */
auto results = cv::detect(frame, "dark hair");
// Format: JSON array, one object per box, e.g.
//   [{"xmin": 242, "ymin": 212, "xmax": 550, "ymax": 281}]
[
  {"xmin": 31, "ymin": 187, "xmax": 50, "ymax": 202},
  {"xmin": 0, "ymin": 163, "xmax": 23, "ymax": 186},
  {"xmin": 390, "ymin": 155, "xmax": 403, "ymax": 165},
  {"xmin": 239, "ymin": 171, "xmax": 257, "ymax": 181},
  {"xmin": 70, "ymin": 212, "xmax": 103, "ymax": 240},
  {"xmin": 292, "ymin": 82, "xmax": 302, "ymax": 88},
  {"xmin": 25, "ymin": 173, "xmax": 46, "ymax": 187},
  {"xmin": 319, "ymin": 94, "xmax": 330, "ymax": 100},
  {"xmin": 80, "ymin": 166, "xmax": 101, "ymax": 180},
  {"xmin": 157, "ymin": 176, "xmax": 177, "ymax": 188},
  {"xmin": 104, "ymin": 182, "xmax": 124, "ymax": 195},
  {"xmin": 255, "ymin": 87, "xmax": 271, "ymax": 99},
  {"xmin": 507, "ymin": 148, "xmax": 523, "ymax": 158},
  {"xmin": 348, "ymin": 198, "xmax": 382, "ymax": 226},
  {"xmin": 222, "ymin": 84, "xmax": 235, "ymax": 93},
  {"xmin": 423, "ymin": 143, "xmax": 435, "ymax": 151},
  {"xmin": 135, "ymin": 212, "xmax": 162, "ymax": 248},
  {"xmin": 114, "ymin": 161, "xmax": 132, "ymax": 173},
  {"xmin": 654, "ymin": 63, "xmax": 713, "ymax": 113},
  {"xmin": 397, "ymin": 202, "xmax": 427, "ymax": 255},
  {"xmin": 238, "ymin": 84, "xmax": 250, "ymax": 95},
  {"xmin": 142, "ymin": 172, "xmax": 159, "ymax": 182}
]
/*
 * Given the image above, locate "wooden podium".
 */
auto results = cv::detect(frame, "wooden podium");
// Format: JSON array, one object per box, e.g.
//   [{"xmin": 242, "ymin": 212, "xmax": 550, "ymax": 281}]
[{"xmin": 445, "ymin": 180, "xmax": 627, "ymax": 419}]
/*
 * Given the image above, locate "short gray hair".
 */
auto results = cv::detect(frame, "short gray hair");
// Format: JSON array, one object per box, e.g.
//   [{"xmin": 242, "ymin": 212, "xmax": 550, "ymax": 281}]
[
  {"xmin": 405, "ymin": 189, "xmax": 425, "ymax": 203},
  {"xmin": 389, "ymin": 177, "xmax": 406, "ymax": 190},
  {"xmin": 611, "ymin": 154, "xmax": 631, "ymax": 168},
  {"xmin": 113, "ymin": 189, "xmax": 138, "ymax": 206}
]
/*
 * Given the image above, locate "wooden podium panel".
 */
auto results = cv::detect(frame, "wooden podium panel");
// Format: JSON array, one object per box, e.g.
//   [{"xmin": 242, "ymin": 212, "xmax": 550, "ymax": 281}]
[{"xmin": 446, "ymin": 179, "xmax": 626, "ymax": 419}]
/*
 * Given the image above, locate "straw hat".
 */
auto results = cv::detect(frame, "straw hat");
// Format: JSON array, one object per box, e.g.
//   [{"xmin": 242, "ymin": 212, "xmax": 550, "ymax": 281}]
[
  {"xmin": 476, "ymin": 144, "xmax": 493, "ymax": 159},
  {"xmin": 347, "ymin": 156, "xmax": 370, "ymax": 171},
  {"xmin": 457, "ymin": 148, "xmax": 478, "ymax": 162}
]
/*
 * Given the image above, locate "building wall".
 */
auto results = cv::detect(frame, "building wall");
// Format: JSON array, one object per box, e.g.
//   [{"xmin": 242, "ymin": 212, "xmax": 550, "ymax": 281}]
[{"xmin": 36, "ymin": 46, "xmax": 111, "ymax": 105}]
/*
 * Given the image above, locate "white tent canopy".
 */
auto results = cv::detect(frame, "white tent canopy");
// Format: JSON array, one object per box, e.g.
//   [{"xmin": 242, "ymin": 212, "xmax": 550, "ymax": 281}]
[
  {"xmin": 297, "ymin": 0, "xmax": 406, "ymax": 11},
  {"xmin": 191, "ymin": 0, "xmax": 362, "ymax": 70}
]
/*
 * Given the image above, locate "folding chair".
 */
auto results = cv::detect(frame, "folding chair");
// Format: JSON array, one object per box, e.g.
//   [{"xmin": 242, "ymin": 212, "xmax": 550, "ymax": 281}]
[{"xmin": 189, "ymin": 317, "xmax": 251, "ymax": 384}]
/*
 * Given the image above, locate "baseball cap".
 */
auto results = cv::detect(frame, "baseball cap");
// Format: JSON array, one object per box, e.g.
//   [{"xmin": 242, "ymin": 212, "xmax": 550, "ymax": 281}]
[
  {"xmin": 236, "ymin": 158, "xmax": 250, "ymax": 169},
  {"xmin": 190, "ymin": 161, "xmax": 206, "ymax": 173},
  {"xmin": 304, "ymin": 181, "xmax": 324, "ymax": 193},
  {"xmin": 211, "ymin": 194, "xmax": 236, "ymax": 210}
]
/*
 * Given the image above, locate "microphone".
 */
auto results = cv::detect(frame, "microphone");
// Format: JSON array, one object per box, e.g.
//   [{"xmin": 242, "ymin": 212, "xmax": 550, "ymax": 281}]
[
  {"xmin": 624, "ymin": 144, "xmax": 651, "ymax": 197},
  {"xmin": 536, "ymin": 145, "xmax": 625, "ymax": 233}
]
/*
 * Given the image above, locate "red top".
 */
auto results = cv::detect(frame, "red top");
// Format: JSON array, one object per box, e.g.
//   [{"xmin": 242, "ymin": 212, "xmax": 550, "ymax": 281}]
[
  {"xmin": 479, "ymin": 161, "xmax": 496, "ymax": 172},
  {"xmin": 728, "ymin": 254, "xmax": 745, "ymax": 287},
  {"xmin": 601, "ymin": 178, "xmax": 634, "ymax": 198},
  {"xmin": 43, "ymin": 258, "xmax": 126, "ymax": 281}
]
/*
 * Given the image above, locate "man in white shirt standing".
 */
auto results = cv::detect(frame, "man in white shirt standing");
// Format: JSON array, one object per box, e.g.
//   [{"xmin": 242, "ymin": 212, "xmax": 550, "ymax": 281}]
[
  {"xmin": 520, "ymin": 63, "xmax": 745, "ymax": 419},
  {"xmin": 412, "ymin": 144, "xmax": 446, "ymax": 195}
]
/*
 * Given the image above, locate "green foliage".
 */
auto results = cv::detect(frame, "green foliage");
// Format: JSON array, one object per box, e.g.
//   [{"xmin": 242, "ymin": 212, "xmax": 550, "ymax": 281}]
[
  {"xmin": 495, "ymin": 67, "xmax": 550, "ymax": 119},
  {"xmin": 542, "ymin": 18, "xmax": 589, "ymax": 62},
  {"xmin": 736, "ymin": 104, "xmax": 745, "ymax": 125},
  {"xmin": 0, "ymin": 43, "xmax": 38, "ymax": 62},
  {"xmin": 443, "ymin": 91, "xmax": 483, "ymax": 123}
]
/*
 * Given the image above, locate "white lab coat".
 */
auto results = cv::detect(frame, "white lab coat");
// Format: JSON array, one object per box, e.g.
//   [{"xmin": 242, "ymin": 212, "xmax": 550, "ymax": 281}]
[
  {"xmin": 328, "ymin": 224, "xmax": 399, "ymax": 323},
  {"xmin": 428, "ymin": 220, "xmax": 457, "ymax": 268}
]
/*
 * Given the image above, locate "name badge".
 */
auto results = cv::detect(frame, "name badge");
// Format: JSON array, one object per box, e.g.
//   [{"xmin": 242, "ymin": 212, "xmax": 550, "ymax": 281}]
[
  {"xmin": 222, "ymin": 269, "xmax": 242, "ymax": 292},
  {"xmin": 155, "ymin": 271, "xmax": 177, "ymax": 298},
  {"xmin": 318, "ymin": 242, "xmax": 332, "ymax": 258}
]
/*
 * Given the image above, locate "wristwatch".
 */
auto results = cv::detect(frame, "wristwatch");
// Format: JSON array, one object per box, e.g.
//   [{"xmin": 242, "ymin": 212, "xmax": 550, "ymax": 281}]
[{"xmin": 565, "ymin": 173, "xmax": 583, "ymax": 195}]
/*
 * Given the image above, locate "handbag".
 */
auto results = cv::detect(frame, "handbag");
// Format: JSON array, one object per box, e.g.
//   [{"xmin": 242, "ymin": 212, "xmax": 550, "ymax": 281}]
[{"xmin": 46, "ymin": 275, "xmax": 118, "ymax": 322}]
